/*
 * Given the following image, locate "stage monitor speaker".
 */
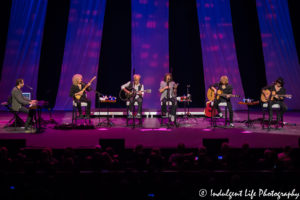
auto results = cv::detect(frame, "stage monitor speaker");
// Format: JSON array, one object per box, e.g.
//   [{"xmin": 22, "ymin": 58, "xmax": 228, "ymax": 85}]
[
  {"xmin": 0, "ymin": 139, "xmax": 26, "ymax": 151},
  {"xmin": 99, "ymin": 139, "xmax": 125, "ymax": 153},
  {"xmin": 202, "ymin": 138, "xmax": 229, "ymax": 153}
]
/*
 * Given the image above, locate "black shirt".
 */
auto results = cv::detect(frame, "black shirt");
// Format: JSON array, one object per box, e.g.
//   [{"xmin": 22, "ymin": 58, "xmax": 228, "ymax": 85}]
[
  {"xmin": 69, "ymin": 83, "xmax": 91, "ymax": 100},
  {"xmin": 211, "ymin": 82, "xmax": 233, "ymax": 101}
]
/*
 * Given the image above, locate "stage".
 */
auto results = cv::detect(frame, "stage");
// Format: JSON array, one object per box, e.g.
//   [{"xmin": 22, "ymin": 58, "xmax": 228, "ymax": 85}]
[{"xmin": 0, "ymin": 109, "xmax": 299, "ymax": 149}]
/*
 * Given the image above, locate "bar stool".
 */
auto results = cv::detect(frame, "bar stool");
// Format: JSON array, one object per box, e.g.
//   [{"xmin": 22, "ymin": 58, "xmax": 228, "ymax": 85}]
[
  {"xmin": 126, "ymin": 101, "xmax": 142, "ymax": 128},
  {"xmin": 262, "ymin": 103, "xmax": 282, "ymax": 129},
  {"xmin": 210, "ymin": 101, "xmax": 229, "ymax": 127},
  {"xmin": 1, "ymin": 101, "xmax": 25, "ymax": 129},
  {"xmin": 72, "ymin": 101, "xmax": 90, "ymax": 125},
  {"xmin": 160, "ymin": 100, "xmax": 177, "ymax": 127}
]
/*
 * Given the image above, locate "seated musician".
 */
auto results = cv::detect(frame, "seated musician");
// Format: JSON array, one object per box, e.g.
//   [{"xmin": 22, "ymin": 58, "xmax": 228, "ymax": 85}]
[
  {"xmin": 121, "ymin": 74, "xmax": 144, "ymax": 118},
  {"xmin": 159, "ymin": 73, "xmax": 178, "ymax": 122},
  {"xmin": 11, "ymin": 79, "xmax": 37, "ymax": 130},
  {"xmin": 69, "ymin": 74, "xmax": 91, "ymax": 118},
  {"xmin": 262, "ymin": 77, "xmax": 287, "ymax": 122},
  {"xmin": 210, "ymin": 75, "xmax": 234, "ymax": 127}
]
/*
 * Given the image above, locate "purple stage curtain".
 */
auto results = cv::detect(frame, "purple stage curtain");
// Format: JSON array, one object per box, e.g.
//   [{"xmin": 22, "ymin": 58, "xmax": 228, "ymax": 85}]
[
  {"xmin": 0, "ymin": 0, "xmax": 47, "ymax": 104},
  {"xmin": 54, "ymin": 0, "xmax": 106, "ymax": 110},
  {"xmin": 256, "ymin": 0, "xmax": 300, "ymax": 109},
  {"xmin": 196, "ymin": 0, "xmax": 245, "ymax": 110},
  {"xmin": 132, "ymin": 0, "xmax": 169, "ymax": 109}
]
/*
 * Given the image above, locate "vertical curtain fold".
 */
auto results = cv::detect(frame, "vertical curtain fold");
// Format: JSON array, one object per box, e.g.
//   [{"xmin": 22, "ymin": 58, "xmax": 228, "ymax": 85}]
[
  {"xmin": 0, "ymin": 0, "xmax": 47, "ymax": 103},
  {"xmin": 132, "ymin": 0, "xmax": 169, "ymax": 109},
  {"xmin": 196, "ymin": 0, "xmax": 245, "ymax": 109},
  {"xmin": 256, "ymin": 0, "xmax": 300, "ymax": 109},
  {"xmin": 54, "ymin": 0, "xmax": 106, "ymax": 110}
]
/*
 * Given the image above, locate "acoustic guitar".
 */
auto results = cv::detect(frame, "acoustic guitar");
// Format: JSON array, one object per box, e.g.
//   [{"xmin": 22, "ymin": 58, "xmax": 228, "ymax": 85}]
[
  {"xmin": 74, "ymin": 76, "xmax": 96, "ymax": 100},
  {"xmin": 205, "ymin": 88, "xmax": 240, "ymax": 117},
  {"xmin": 119, "ymin": 88, "xmax": 152, "ymax": 101},
  {"xmin": 260, "ymin": 89, "xmax": 292, "ymax": 103},
  {"xmin": 206, "ymin": 88, "xmax": 240, "ymax": 101}
]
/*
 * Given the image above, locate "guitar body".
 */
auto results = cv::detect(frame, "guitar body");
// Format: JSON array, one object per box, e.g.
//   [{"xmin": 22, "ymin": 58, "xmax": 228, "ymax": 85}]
[
  {"xmin": 207, "ymin": 88, "xmax": 226, "ymax": 101},
  {"xmin": 119, "ymin": 89, "xmax": 130, "ymax": 101},
  {"xmin": 204, "ymin": 101, "xmax": 218, "ymax": 117},
  {"xmin": 75, "ymin": 94, "xmax": 83, "ymax": 100},
  {"xmin": 75, "ymin": 76, "xmax": 96, "ymax": 100},
  {"xmin": 260, "ymin": 89, "xmax": 271, "ymax": 103},
  {"xmin": 207, "ymin": 88, "xmax": 216, "ymax": 101}
]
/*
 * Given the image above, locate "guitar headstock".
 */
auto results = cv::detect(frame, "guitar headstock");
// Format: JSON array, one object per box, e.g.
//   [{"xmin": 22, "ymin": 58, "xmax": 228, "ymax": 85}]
[{"xmin": 146, "ymin": 89, "xmax": 152, "ymax": 93}]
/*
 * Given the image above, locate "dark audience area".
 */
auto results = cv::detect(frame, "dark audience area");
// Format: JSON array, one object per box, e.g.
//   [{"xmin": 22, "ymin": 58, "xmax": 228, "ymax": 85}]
[{"xmin": 1, "ymin": 142, "xmax": 300, "ymax": 199}]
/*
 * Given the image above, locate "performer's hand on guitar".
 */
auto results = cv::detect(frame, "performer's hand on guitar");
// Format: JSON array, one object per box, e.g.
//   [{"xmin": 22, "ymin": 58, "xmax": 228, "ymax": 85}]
[
  {"xmin": 226, "ymin": 94, "xmax": 231, "ymax": 99},
  {"xmin": 87, "ymin": 82, "xmax": 91, "ymax": 87},
  {"xmin": 137, "ymin": 91, "xmax": 143, "ymax": 95},
  {"xmin": 30, "ymin": 100, "xmax": 37, "ymax": 106},
  {"xmin": 212, "ymin": 87, "xmax": 217, "ymax": 94},
  {"xmin": 76, "ymin": 91, "xmax": 84, "ymax": 96},
  {"xmin": 164, "ymin": 86, "xmax": 169, "ymax": 90}
]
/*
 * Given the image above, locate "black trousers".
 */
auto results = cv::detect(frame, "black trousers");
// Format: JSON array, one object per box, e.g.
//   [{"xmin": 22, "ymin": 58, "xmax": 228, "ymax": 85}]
[
  {"xmin": 214, "ymin": 98, "xmax": 233, "ymax": 123},
  {"xmin": 161, "ymin": 97, "xmax": 177, "ymax": 116},
  {"xmin": 129, "ymin": 97, "xmax": 143, "ymax": 114},
  {"xmin": 268, "ymin": 101, "xmax": 287, "ymax": 121},
  {"xmin": 74, "ymin": 97, "xmax": 91, "ymax": 116},
  {"xmin": 19, "ymin": 106, "xmax": 36, "ymax": 126}
]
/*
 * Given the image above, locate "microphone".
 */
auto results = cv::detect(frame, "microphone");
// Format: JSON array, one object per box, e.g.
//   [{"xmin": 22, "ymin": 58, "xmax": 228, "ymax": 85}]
[{"xmin": 25, "ymin": 85, "xmax": 33, "ymax": 90}]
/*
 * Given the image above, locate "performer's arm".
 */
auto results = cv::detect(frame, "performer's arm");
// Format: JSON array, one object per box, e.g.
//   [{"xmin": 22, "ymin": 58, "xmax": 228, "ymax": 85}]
[
  {"xmin": 139, "ymin": 84, "xmax": 144, "ymax": 97},
  {"xmin": 69, "ymin": 85, "xmax": 77, "ymax": 98},
  {"xmin": 159, "ymin": 81, "xmax": 168, "ymax": 93},
  {"xmin": 121, "ymin": 81, "xmax": 131, "ymax": 94},
  {"xmin": 84, "ymin": 82, "xmax": 92, "ymax": 92}
]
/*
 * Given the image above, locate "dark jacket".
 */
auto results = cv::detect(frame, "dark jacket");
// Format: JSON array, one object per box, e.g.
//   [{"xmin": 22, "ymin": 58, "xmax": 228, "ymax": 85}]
[
  {"xmin": 210, "ymin": 83, "xmax": 233, "ymax": 101},
  {"xmin": 11, "ymin": 87, "xmax": 30, "ymax": 111},
  {"xmin": 69, "ymin": 83, "xmax": 91, "ymax": 100}
]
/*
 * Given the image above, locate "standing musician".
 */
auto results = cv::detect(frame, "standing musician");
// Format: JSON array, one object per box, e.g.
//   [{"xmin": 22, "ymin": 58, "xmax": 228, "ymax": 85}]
[
  {"xmin": 159, "ymin": 73, "xmax": 178, "ymax": 122},
  {"xmin": 121, "ymin": 74, "xmax": 144, "ymax": 118},
  {"xmin": 262, "ymin": 77, "xmax": 287, "ymax": 122},
  {"xmin": 69, "ymin": 74, "xmax": 92, "ymax": 118},
  {"xmin": 11, "ymin": 79, "xmax": 37, "ymax": 130},
  {"xmin": 210, "ymin": 75, "xmax": 234, "ymax": 127}
]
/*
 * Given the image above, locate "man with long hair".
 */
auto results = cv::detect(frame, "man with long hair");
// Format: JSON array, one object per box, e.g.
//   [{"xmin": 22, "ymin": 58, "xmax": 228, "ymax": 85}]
[
  {"xmin": 263, "ymin": 77, "xmax": 287, "ymax": 122},
  {"xmin": 159, "ymin": 73, "xmax": 178, "ymax": 122},
  {"xmin": 69, "ymin": 74, "xmax": 91, "ymax": 118},
  {"xmin": 210, "ymin": 75, "xmax": 234, "ymax": 127}
]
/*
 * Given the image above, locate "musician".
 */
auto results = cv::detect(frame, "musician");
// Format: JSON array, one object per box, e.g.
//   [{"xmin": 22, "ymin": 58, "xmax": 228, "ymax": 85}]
[
  {"xmin": 159, "ymin": 73, "xmax": 178, "ymax": 122},
  {"xmin": 262, "ymin": 77, "xmax": 287, "ymax": 122},
  {"xmin": 11, "ymin": 79, "xmax": 37, "ymax": 129},
  {"xmin": 69, "ymin": 74, "xmax": 91, "ymax": 118},
  {"xmin": 121, "ymin": 74, "xmax": 144, "ymax": 117},
  {"xmin": 210, "ymin": 75, "xmax": 234, "ymax": 127}
]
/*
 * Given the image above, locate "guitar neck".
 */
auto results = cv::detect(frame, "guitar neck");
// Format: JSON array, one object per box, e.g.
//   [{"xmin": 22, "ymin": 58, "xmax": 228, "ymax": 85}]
[{"xmin": 219, "ymin": 94, "xmax": 237, "ymax": 97}]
